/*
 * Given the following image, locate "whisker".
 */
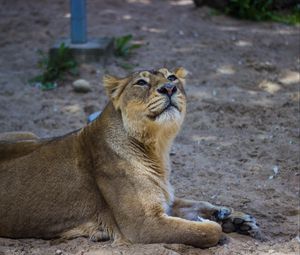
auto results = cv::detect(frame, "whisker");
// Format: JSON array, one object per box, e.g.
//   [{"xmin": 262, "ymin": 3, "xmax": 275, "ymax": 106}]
[
  {"xmin": 148, "ymin": 101, "xmax": 166, "ymax": 111},
  {"xmin": 147, "ymin": 98, "xmax": 162, "ymax": 108}
]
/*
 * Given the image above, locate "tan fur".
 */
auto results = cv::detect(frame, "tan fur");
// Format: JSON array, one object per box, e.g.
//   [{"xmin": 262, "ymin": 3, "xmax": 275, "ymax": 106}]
[{"xmin": 0, "ymin": 68, "xmax": 259, "ymax": 248}]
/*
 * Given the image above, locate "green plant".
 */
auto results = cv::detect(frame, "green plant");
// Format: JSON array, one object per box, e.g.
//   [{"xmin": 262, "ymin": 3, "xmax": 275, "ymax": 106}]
[
  {"xmin": 114, "ymin": 35, "xmax": 142, "ymax": 58},
  {"xmin": 271, "ymin": 5, "xmax": 300, "ymax": 25},
  {"xmin": 30, "ymin": 43, "xmax": 78, "ymax": 90},
  {"xmin": 225, "ymin": 0, "xmax": 300, "ymax": 24},
  {"xmin": 226, "ymin": 0, "xmax": 273, "ymax": 21}
]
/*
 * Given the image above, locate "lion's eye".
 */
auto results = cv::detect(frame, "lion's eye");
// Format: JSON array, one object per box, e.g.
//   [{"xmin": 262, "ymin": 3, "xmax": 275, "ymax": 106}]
[
  {"xmin": 135, "ymin": 79, "xmax": 148, "ymax": 86},
  {"xmin": 167, "ymin": 75, "xmax": 177, "ymax": 82}
]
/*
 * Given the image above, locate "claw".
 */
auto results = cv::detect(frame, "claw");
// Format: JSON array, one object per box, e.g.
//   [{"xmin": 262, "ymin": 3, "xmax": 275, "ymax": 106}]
[
  {"xmin": 90, "ymin": 235, "xmax": 98, "ymax": 242},
  {"xmin": 197, "ymin": 216, "xmax": 210, "ymax": 222},
  {"xmin": 89, "ymin": 231, "xmax": 110, "ymax": 242}
]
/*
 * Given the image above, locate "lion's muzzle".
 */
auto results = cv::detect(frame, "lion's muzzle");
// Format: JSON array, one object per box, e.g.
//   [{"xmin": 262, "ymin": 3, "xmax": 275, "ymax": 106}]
[{"xmin": 157, "ymin": 83, "xmax": 178, "ymax": 97}]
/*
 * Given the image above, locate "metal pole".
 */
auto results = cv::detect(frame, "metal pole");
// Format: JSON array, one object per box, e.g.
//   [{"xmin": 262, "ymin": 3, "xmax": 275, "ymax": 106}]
[{"xmin": 70, "ymin": 0, "xmax": 87, "ymax": 44}]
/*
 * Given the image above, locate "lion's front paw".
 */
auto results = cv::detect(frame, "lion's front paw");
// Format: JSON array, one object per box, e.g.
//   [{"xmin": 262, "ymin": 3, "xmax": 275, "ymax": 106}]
[
  {"xmin": 215, "ymin": 209, "xmax": 265, "ymax": 241},
  {"xmin": 213, "ymin": 207, "xmax": 232, "ymax": 221},
  {"xmin": 89, "ymin": 231, "xmax": 110, "ymax": 242},
  {"xmin": 111, "ymin": 238, "xmax": 132, "ymax": 247}
]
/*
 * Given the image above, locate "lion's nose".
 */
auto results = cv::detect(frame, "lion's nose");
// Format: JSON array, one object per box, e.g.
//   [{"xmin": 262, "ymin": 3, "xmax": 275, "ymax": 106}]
[{"xmin": 157, "ymin": 83, "xmax": 177, "ymax": 97}]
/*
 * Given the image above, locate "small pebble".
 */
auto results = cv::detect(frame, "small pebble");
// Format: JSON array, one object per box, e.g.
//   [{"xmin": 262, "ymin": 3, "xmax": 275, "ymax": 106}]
[
  {"xmin": 73, "ymin": 79, "xmax": 92, "ymax": 93},
  {"xmin": 272, "ymin": 165, "xmax": 279, "ymax": 176},
  {"xmin": 55, "ymin": 249, "xmax": 63, "ymax": 255},
  {"xmin": 269, "ymin": 165, "xmax": 280, "ymax": 180}
]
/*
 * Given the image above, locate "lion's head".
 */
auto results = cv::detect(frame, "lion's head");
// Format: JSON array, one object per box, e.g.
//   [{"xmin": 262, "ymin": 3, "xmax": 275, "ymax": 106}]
[{"xmin": 103, "ymin": 67, "xmax": 187, "ymax": 144}]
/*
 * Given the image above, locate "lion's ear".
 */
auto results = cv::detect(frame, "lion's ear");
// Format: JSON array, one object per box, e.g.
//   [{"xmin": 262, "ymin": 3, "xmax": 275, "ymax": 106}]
[
  {"xmin": 103, "ymin": 75, "xmax": 127, "ymax": 107},
  {"xmin": 174, "ymin": 67, "xmax": 188, "ymax": 79}
]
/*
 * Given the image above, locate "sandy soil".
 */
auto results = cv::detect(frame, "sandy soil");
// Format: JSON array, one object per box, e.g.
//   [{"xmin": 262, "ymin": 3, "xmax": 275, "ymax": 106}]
[{"xmin": 0, "ymin": 0, "xmax": 299, "ymax": 254}]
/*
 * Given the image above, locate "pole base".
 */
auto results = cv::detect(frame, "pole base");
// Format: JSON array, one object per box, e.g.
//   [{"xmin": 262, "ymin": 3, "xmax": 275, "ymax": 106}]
[{"xmin": 50, "ymin": 37, "xmax": 113, "ymax": 64}]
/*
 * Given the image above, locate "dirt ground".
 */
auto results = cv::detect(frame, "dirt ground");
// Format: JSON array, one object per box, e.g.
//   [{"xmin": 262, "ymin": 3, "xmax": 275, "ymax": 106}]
[{"xmin": 0, "ymin": 0, "xmax": 299, "ymax": 254}]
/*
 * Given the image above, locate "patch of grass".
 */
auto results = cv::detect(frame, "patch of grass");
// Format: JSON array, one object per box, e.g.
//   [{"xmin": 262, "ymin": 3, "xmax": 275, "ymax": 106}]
[
  {"xmin": 225, "ymin": 0, "xmax": 274, "ymax": 21},
  {"xmin": 113, "ymin": 34, "xmax": 142, "ymax": 58},
  {"xmin": 29, "ymin": 43, "xmax": 78, "ymax": 90},
  {"xmin": 209, "ymin": 8, "xmax": 222, "ymax": 16},
  {"xmin": 225, "ymin": 0, "xmax": 300, "ymax": 25},
  {"xmin": 271, "ymin": 6, "xmax": 300, "ymax": 25}
]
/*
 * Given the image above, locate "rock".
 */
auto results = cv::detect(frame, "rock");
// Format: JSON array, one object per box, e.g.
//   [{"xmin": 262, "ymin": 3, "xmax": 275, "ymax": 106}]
[
  {"xmin": 73, "ymin": 79, "xmax": 92, "ymax": 93},
  {"xmin": 272, "ymin": 165, "xmax": 279, "ymax": 176},
  {"xmin": 55, "ymin": 249, "xmax": 63, "ymax": 255},
  {"xmin": 279, "ymin": 70, "xmax": 299, "ymax": 85}
]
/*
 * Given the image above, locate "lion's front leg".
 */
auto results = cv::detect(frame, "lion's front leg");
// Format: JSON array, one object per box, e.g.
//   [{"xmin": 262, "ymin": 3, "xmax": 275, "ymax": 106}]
[
  {"xmin": 171, "ymin": 198, "xmax": 231, "ymax": 221},
  {"xmin": 137, "ymin": 214, "xmax": 222, "ymax": 248},
  {"xmin": 171, "ymin": 198, "xmax": 264, "ymax": 240}
]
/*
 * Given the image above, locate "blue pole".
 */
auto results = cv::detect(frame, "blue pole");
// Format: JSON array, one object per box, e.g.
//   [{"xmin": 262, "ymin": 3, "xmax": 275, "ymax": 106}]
[{"xmin": 70, "ymin": 0, "xmax": 87, "ymax": 44}]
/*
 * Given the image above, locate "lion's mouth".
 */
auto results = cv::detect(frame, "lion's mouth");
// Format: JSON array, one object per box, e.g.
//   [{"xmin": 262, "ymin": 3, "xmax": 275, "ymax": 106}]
[
  {"xmin": 147, "ymin": 102, "xmax": 180, "ymax": 120},
  {"xmin": 160, "ymin": 103, "xmax": 179, "ymax": 114}
]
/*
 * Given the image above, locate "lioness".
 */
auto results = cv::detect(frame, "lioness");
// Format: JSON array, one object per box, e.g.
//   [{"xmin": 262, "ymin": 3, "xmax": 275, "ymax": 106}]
[{"xmin": 0, "ymin": 68, "xmax": 261, "ymax": 248}]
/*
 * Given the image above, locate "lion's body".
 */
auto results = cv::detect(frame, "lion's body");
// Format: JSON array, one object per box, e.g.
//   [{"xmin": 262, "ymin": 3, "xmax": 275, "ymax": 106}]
[
  {"xmin": 0, "ymin": 126, "xmax": 99, "ymax": 239},
  {"xmin": 0, "ymin": 68, "xmax": 260, "ymax": 248}
]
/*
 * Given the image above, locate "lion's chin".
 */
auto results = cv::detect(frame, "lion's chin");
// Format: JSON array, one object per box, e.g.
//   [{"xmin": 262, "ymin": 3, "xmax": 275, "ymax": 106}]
[{"xmin": 153, "ymin": 106, "xmax": 182, "ymax": 124}]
